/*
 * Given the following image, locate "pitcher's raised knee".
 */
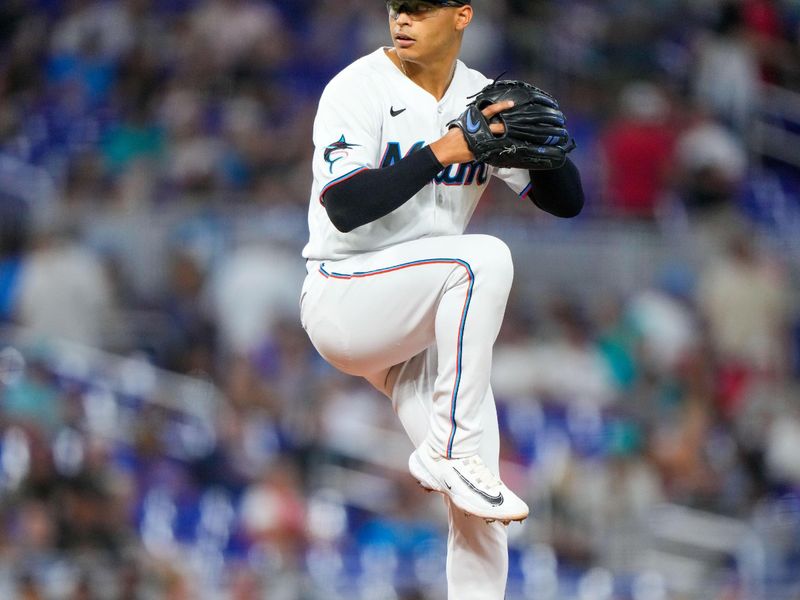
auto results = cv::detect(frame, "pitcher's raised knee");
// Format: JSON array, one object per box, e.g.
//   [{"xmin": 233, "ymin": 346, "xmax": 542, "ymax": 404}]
[{"xmin": 469, "ymin": 235, "xmax": 514, "ymax": 293}]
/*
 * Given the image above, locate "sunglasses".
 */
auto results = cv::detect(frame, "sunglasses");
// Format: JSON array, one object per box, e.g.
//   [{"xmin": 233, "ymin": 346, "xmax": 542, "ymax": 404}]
[{"xmin": 386, "ymin": 1, "xmax": 464, "ymax": 19}]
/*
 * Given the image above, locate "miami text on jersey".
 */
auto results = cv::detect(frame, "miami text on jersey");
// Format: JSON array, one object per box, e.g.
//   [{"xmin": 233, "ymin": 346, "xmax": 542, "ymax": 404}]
[{"xmin": 380, "ymin": 142, "xmax": 489, "ymax": 186}]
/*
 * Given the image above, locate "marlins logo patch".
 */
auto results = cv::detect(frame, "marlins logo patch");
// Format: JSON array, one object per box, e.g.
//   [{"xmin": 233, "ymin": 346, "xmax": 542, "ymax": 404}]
[{"xmin": 324, "ymin": 135, "xmax": 360, "ymax": 173}]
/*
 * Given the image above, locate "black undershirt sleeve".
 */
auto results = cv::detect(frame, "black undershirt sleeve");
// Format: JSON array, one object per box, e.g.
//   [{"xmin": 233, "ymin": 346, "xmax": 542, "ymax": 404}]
[
  {"xmin": 525, "ymin": 157, "xmax": 585, "ymax": 218},
  {"xmin": 323, "ymin": 148, "xmax": 584, "ymax": 233},
  {"xmin": 322, "ymin": 146, "xmax": 444, "ymax": 233}
]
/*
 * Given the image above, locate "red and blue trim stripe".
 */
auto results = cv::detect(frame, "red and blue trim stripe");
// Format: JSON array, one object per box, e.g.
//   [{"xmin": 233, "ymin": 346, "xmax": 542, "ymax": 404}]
[
  {"xmin": 319, "ymin": 258, "xmax": 475, "ymax": 459},
  {"xmin": 518, "ymin": 182, "xmax": 533, "ymax": 198},
  {"xmin": 319, "ymin": 166, "xmax": 369, "ymax": 205}
]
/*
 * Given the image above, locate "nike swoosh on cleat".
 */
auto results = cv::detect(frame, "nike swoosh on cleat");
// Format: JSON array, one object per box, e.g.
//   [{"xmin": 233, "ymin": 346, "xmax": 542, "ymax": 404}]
[
  {"xmin": 390, "ymin": 106, "xmax": 406, "ymax": 117},
  {"xmin": 453, "ymin": 468, "xmax": 504, "ymax": 506}
]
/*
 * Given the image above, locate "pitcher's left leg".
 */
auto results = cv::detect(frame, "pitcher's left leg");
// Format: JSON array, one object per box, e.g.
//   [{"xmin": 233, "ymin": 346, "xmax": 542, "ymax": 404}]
[{"xmin": 426, "ymin": 234, "xmax": 514, "ymax": 458}]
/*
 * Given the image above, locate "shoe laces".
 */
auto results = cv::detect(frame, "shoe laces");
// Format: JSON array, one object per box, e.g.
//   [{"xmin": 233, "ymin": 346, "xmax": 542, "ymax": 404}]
[{"xmin": 461, "ymin": 456, "xmax": 502, "ymax": 492}]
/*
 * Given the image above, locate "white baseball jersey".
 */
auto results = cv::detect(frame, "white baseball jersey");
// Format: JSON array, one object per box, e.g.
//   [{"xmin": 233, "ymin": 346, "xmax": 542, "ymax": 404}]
[
  {"xmin": 302, "ymin": 47, "xmax": 532, "ymax": 261},
  {"xmin": 300, "ymin": 47, "xmax": 525, "ymax": 599}
]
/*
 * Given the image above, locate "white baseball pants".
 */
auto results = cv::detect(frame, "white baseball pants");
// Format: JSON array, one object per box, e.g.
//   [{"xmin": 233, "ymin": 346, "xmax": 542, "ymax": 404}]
[{"xmin": 300, "ymin": 234, "xmax": 513, "ymax": 599}]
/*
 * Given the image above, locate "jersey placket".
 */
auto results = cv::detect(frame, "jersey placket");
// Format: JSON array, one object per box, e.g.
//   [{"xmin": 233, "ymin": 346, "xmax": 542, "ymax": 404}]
[{"xmin": 433, "ymin": 97, "xmax": 455, "ymax": 225}]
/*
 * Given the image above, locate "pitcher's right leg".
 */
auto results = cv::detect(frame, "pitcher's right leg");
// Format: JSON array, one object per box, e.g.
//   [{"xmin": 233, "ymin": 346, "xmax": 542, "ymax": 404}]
[{"xmin": 391, "ymin": 351, "xmax": 510, "ymax": 600}]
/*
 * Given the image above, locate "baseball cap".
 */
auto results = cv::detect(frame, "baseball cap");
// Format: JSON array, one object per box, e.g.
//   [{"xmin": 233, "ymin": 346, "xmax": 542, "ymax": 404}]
[
  {"xmin": 386, "ymin": 0, "xmax": 471, "ymax": 8},
  {"xmin": 386, "ymin": 0, "xmax": 471, "ymax": 18}
]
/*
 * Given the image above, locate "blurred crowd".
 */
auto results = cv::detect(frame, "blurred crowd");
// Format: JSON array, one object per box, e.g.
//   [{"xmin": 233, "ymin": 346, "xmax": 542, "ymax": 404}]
[
  {"xmin": 0, "ymin": 0, "xmax": 800, "ymax": 598},
  {"xmin": 0, "ymin": 0, "xmax": 798, "ymax": 221}
]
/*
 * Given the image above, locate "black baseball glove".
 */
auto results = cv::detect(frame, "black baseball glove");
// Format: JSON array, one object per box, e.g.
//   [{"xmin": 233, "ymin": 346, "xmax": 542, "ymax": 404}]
[{"xmin": 449, "ymin": 80, "xmax": 576, "ymax": 170}]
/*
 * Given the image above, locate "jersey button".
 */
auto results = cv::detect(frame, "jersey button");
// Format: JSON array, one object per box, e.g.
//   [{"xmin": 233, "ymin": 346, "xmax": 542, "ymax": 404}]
[{"xmin": 437, "ymin": 106, "xmax": 444, "ymax": 114}]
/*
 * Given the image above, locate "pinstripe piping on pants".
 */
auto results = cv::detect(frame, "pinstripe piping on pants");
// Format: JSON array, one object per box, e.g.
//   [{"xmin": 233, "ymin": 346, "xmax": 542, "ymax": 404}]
[{"xmin": 319, "ymin": 258, "xmax": 475, "ymax": 459}]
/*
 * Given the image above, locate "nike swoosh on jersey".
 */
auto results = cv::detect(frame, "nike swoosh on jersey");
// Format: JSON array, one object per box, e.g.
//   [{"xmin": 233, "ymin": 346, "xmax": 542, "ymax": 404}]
[
  {"xmin": 390, "ymin": 106, "xmax": 407, "ymax": 117},
  {"xmin": 453, "ymin": 467, "xmax": 504, "ymax": 506},
  {"xmin": 466, "ymin": 110, "xmax": 481, "ymax": 133}
]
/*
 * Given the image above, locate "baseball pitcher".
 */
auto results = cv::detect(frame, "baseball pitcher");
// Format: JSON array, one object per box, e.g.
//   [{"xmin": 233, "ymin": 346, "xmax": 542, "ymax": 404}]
[{"xmin": 300, "ymin": 1, "xmax": 584, "ymax": 597}]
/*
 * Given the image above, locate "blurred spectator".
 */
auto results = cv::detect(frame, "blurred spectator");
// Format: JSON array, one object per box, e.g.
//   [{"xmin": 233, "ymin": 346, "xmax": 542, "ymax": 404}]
[
  {"xmin": 550, "ymin": 443, "xmax": 664, "ymax": 569},
  {"xmin": 698, "ymin": 229, "xmax": 791, "ymax": 413},
  {"xmin": 2, "ymin": 361, "xmax": 61, "ymax": 431},
  {"xmin": 598, "ymin": 81, "xmax": 677, "ymax": 219},
  {"xmin": 492, "ymin": 298, "xmax": 616, "ymax": 406},
  {"xmin": 594, "ymin": 295, "xmax": 640, "ymax": 393},
  {"xmin": 62, "ymin": 152, "xmax": 107, "ymax": 215},
  {"xmin": 0, "ymin": 10, "xmax": 48, "ymax": 106},
  {"xmin": 218, "ymin": 95, "xmax": 268, "ymax": 191},
  {"xmin": 222, "ymin": 354, "xmax": 283, "ymax": 418},
  {"xmin": 0, "ymin": 156, "xmax": 59, "ymax": 241},
  {"xmin": 649, "ymin": 346, "xmax": 721, "ymax": 504},
  {"xmin": 47, "ymin": 26, "xmax": 118, "ymax": 112},
  {"xmin": 240, "ymin": 457, "xmax": 307, "ymax": 564},
  {"xmin": 741, "ymin": 0, "xmax": 793, "ymax": 84},
  {"xmin": 693, "ymin": 1, "xmax": 761, "ymax": 132},
  {"xmin": 158, "ymin": 86, "xmax": 223, "ymax": 195},
  {"xmin": 158, "ymin": 249, "xmax": 216, "ymax": 375},
  {"xmin": 247, "ymin": 317, "xmax": 322, "ymax": 450},
  {"xmin": 56, "ymin": 473, "xmax": 126, "ymax": 555},
  {"xmin": 14, "ymin": 499, "xmax": 56, "ymax": 558},
  {"xmin": 626, "ymin": 265, "xmax": 699, "ymax": 376},
  {"xmin": 14, "ymin": 229, "xmax": 116, "ymax": 347},
  {"xmin": 318, "ymin": 377, "xmax": 398, "ymax": 458},
  {"xmin": 50, "ymin": 0, "xmax": 136, "ymax": 61},
  {"xmin": 101, "ymin": 101, "xmax": 164, "ymax": 179},
  {"xmin": 190, "ymin": 0, "xmax": 287, "ymax": 71},
  {"xmin": 208, "ymin": 243, "xmax": 304, "ymax": 356},
  {"xmin": 674, "ymin": 106, "xmax": 747, "ymax": 216},
  {"xmin": 765, "ymin": 404, "xmax": 800, "ymax": 485}
]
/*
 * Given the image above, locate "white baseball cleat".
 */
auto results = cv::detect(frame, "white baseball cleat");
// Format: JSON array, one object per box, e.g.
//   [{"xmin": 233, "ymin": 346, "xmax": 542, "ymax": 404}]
[{"xmin": 409, "ymin": 445, "xmax": 529, "ymax": 523}]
